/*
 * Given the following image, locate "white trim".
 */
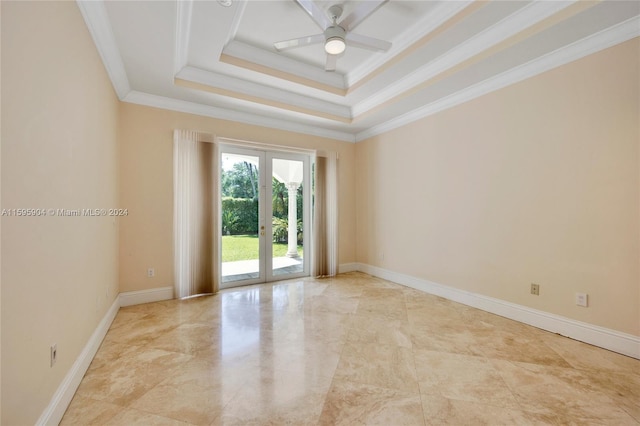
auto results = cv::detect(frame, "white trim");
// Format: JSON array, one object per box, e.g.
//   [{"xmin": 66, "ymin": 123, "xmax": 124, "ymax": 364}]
[
  {"xmin": 76, "ymin": 0, "xmax": 130, "ymax": 100},
  {"xmin": 176, "ymin": 66, "xmax": 352, "ymax": 120},
  {"xmin": 37, "ymin": 286, "xmax": 176, "ymax": 424},
  {"xmin": 355, "ymin": 263, "xmax": 640, "ymax": 359},
  {"xmin": 355, "ymin": 16, "xmax": 640, "ymax": 142},
  {"xmin": 123, "ymin": 91, "xmax": 356, "ymax": 143},
  {"xmin": 351, "ymin": 0, "xmax": 575, "ymax": 117},
  {"xmin": 225, "ymin": 0, "xmax": 249, "ymax": 46},
  {"xmin": 80, "ymin": 0, "xmax": 638, "ymax": 146},
  {"xmin": 216, "ymin": 136, "xmax": 315, "ymax": 155},
  {"xmin": 222, "ymin": 40, "xmax": 346, "ymax": 90},
  {"xmin": 346, "ymin": 1, "xmax": 474, "ymax": 87},
  {"xmin": 119, "ymin": 286, "xmax": 174, "ymax": 307},
  {"xmin": 338, "ymin": 263, "xmax": 359, "ymax": 273},
  {"xmin": 36, "ymin": 298, "xmax": 120, "ymax": 426},
  {"xmin": 174, "ymin": 0, "xmax": 193, "ymax": 75}
]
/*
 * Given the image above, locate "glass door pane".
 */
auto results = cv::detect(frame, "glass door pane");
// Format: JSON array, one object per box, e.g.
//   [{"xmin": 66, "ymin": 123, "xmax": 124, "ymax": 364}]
[
  {"xmin": 220, "ymin": 150, "xmax": 265, "ymax": 286},
  {"xmin": 268, "ymin": 154, "xmax": 309, "ymax": 280}
]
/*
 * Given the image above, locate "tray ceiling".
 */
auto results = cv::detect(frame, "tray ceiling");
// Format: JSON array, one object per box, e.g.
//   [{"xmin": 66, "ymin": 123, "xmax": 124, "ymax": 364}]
[{"xmin": 77, "ymin": 0, "xmax": 640, "ymax": 142}]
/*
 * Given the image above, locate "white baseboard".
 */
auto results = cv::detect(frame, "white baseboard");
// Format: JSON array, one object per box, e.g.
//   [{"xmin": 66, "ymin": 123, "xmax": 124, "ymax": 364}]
[
  {"xmin": 119, "ymin": 286, "xmax": 174, "ymax": 307},
  {"xmin": 356, "ymin": 263, "xmax": 640, "ymax": 360},
  {"xmin": 338, "ymin": 263, "xmax": 359, "ymax": 273},
  {"xmin": 36, "ymin": 297, "xmax": 120, "ymax": 426},
  {"xmin": 38, "ymin": 287, "xmax": 175, "ymax": 424}
]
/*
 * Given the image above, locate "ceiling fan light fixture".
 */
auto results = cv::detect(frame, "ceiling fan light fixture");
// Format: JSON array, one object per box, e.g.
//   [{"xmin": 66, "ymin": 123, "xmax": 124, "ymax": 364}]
[
  {"xmin": 325, "ymin": 36, "xmax": 346, "ymax": 55},
  {"xmin": 324, "ymin": 25, "xmax": 346, "ymax": 55}
]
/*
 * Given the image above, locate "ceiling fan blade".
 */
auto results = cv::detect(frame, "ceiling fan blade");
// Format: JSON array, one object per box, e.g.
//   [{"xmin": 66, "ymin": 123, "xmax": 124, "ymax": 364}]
[
  {"xmin": 346, "ymin": 33, "xmax": 392, "ymax": 52},
  {"xmin": 274, "ymin": 33, "xmax": 324, "ymax": 51},
  {"xmin": 295, "ymin": 0, "xmax": 331, "ymax": 30},
  {"xmin": 325, "ymin": 54, "xmax": 337, "ymax": 72},
  {"xmin": 340, "ymin": 0, "xmax": 388, "ymax": 31}
]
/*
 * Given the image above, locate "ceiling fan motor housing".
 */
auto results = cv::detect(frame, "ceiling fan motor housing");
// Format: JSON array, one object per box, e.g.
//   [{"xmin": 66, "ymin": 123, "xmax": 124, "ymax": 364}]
[
  {"xmin": 273, "ymin": 0, "xmax": 392, "ymax": 68},
  {"xmin": 325, "ymin": 25, "xmax": 346, "ymax": 41}
]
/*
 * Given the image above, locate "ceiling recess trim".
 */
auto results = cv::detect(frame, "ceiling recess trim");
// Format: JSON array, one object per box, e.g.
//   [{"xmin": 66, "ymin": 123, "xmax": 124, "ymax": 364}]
[
  {"xmin": 355, "ymin": 16, "xmax": 640, "ymax": 142},
  {"xmin": 175, "ymin": 66, "xmax": 351, "ymax": 121},
  {"xmin": 79, "ymin": 0, "xmax": 639, "ymax": 145},
  {"xmin": 351, "ymin": 0, "xmax": 581, "ymax": 118},
  {"xmin": 224, "ymin": 0, "xmax": 249, "ymax": 46},
  {"xmin": 346, "ymin": 0, "xmax": 474, "ymax": 88},
  {"xmin": 221, "ymin": 40, "xmax": 347, "ymax": 94},
  {"xmin": 174, "ymin": 0, "xmax": 193, "ymax": 74},
  {"xmin": 123, "ymin": 91, "xmax": 356, "ymax": 143}
]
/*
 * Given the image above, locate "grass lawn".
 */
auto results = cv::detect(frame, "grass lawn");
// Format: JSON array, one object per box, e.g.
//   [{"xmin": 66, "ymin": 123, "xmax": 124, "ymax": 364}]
[{"xmin": 222, "ymin": 235, "xmax": 303, "ymax": 262}]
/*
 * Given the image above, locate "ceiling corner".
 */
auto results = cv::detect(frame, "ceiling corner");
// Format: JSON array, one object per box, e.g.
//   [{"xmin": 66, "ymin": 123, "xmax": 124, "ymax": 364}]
[{"xmin": 76, "ymin": 0, "xmax": 131, "ymax": 100}]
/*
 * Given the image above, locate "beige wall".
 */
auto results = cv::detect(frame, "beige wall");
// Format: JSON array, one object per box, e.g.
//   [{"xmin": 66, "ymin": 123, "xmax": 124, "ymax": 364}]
[
  {"xmin": 118, "ymin": 103, "xmax": 356, "ymax": 293},
  {"xmin": 356, "ymin": 38, "xmax": 640, "ymax": 336},
  {"xmin": 1, "ymin": 2, "xmax": 120, "ymax": 424}
]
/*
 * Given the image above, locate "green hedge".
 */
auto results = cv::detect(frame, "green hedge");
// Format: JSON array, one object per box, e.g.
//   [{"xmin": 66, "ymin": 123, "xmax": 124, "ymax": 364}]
[
  {"xmin": 222, "ymin": 196, "xmax": 303, "ymax": 243},
  {"xmin": 222, "ymin": 197, "xmax": 258, "ymax": 235}
]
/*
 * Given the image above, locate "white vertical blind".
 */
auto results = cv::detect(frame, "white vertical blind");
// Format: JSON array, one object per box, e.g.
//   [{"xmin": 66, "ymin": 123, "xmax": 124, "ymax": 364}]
[
  {"xmin": 312, "ymin": 152, "xmax": 338, "ymax": 277},
  {"xmin": 173, "ymin": 129, "xmax": 215, "ymax": 298}
]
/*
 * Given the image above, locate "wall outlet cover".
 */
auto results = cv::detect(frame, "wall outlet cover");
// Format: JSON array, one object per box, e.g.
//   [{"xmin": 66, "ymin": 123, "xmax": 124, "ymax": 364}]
[
  {"xmin": 530, "ymin": 283, "xmax": 540, "ymax": 295},
  {"xmin": 576, "ymin": 293, "xmax": 588, "ymax": 307}
]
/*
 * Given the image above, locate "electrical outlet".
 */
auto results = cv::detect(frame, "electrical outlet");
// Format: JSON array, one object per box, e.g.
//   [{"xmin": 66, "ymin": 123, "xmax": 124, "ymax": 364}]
[
  {"xmin": 530, "ymin": 283, "xmax": 540, "ymax": 296},
  {"xmin": 147, "ymin": 268, "xmax": 155, "ymax": 278},
  {"xmin": 576, "ymin": 293, "xmax": 588, "ymax": 307},
  {"xmin": 50, "ymin": 344, "xmax": 57, "ymax": 367}
]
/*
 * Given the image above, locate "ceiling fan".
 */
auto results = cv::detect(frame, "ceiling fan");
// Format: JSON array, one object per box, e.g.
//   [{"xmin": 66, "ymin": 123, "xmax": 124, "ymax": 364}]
[{"xmin": 274, "ymin": 0, "xmax": 392, "ymax": 72}]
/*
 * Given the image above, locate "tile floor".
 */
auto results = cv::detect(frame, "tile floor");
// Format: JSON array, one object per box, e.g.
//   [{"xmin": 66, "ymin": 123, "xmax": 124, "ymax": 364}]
[{"xmin": 61, "ymin": 272, "xmax": 640, "ymax": 425}]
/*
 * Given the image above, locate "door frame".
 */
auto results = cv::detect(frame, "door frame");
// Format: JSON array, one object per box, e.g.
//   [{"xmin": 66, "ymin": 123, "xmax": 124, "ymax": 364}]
[
  {"xmin": 218, "ymin": 143, "xmax": 311, "ymax": 289},
  {"xmin": 265, "ymin": 150, "xmax": 311, "ymax": 283}
]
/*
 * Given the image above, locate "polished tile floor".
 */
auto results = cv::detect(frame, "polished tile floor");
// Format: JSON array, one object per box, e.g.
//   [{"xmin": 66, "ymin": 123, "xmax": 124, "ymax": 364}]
[{"xmin": 62, "ymin": 272, "xmax": 640, "ymax": 425}]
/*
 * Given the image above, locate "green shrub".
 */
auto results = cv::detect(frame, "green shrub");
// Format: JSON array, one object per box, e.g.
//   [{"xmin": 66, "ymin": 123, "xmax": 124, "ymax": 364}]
[
  {"xmin": 272, "ymin": 217, "xmax": 303, "ymax": 244},
  {"xmin": 221, "ymin": 197, "xmax": 258, "ymax": 234}
]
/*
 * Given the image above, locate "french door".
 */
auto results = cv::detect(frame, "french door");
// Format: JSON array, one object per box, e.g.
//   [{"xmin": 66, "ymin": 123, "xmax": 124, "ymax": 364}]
[{"xmin": 219, "ymin": 146, "xmax": 310, "ymax": 289}]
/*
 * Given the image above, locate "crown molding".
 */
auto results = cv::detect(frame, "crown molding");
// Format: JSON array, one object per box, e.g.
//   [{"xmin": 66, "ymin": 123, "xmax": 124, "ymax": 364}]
[
  {"xmin": 355, "ymin": 16, "xmax": 640, "ymax": 142},
  {"xmin": 76, "ymin": 0, "xmax": 130, "ymax": 100},
  {"xmin": 123, "ymin": 91, "xmax": 356, "ymax": 143},
  {"xmin": 351, "ymin": 0, "xmax": 577, "ymax": 117},
  {"xmin": 79, "ymin": 0, "xmax": 637, "ymax": 147},
  {"xmin": 176, "ymin": 66, "xmax": 351, "ymax": 121}
]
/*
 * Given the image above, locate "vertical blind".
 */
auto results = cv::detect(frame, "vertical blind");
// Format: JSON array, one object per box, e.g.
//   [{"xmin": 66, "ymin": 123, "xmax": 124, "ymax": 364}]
[
  {"xmin": 173, "ymin": 129, "xmax": 216, "ymax": 298},
  {"xmin": 312, "ymin": 152, "xmax": 338, "ymax": 277}
]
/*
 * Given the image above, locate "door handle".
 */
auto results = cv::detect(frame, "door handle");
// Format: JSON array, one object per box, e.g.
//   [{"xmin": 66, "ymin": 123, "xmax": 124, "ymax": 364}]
[{"xmin": 260, "ymin": 225, "xmax": 265, "ymax": 236}]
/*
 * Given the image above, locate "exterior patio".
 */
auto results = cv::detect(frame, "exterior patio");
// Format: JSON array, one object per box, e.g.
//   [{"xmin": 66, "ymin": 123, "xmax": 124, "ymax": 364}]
[{"xmin": 221, "ymin": 256, "xmax": 304, "ymax": 283}]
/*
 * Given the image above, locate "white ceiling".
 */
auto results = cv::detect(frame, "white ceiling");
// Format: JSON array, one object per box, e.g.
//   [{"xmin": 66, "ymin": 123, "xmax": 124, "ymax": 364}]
[{"xmin": 77, "ymin": 0, "xmax": 640, "ymax": 142}]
